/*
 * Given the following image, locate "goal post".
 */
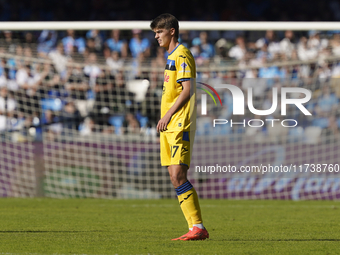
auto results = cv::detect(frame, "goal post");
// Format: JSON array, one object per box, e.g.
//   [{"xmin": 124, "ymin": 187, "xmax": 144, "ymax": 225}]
[{"xmin": 0, "ymin": 21, "xmax": 339, "ymax": 200}]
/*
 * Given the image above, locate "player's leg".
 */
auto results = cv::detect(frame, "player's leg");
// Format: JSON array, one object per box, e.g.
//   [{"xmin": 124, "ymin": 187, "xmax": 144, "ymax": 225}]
[
  {"xmin": 168, "ymin": 131, "xmax": 208, "ymax": 240},
  {"xmin": 168, "ymin": 164, "xmax": 193, "ymax": 240},
  {"xmin": 160, "ymin": 132, "xmax": 190, "ymax": 240},
  {"xmin": 168, "ymin": 164, "xmax": 208, "ymax": 240}
]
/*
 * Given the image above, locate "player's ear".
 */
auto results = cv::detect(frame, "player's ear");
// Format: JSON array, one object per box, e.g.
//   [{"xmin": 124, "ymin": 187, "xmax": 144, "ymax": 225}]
[{"xmin": 170, "ymin": 28, "xmax": 175, "ymax": 36}]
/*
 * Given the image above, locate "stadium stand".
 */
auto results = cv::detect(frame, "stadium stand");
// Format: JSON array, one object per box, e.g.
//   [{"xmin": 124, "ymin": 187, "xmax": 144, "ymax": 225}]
[{"xmin": 0, "ymin": 28, "xmax": 339, "ymax": 141}]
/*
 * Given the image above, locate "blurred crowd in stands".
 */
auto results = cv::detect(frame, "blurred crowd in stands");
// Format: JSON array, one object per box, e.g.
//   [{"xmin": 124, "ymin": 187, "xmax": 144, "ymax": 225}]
[{"xmin": 0, "ymin": 25, "xmax": 339, "ymax": 142}]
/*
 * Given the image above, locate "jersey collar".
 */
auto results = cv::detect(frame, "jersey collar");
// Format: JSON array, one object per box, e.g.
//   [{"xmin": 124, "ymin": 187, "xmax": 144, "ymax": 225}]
[{"xmin": 168, "ymin": 43, "xmax": 181, "ymax": 56}]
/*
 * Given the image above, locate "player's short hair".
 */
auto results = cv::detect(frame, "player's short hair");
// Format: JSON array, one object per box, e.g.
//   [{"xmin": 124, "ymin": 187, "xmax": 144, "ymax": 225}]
[{"xmin": 150, "ymin": 13, "xmax": 179, "ymax": 39}]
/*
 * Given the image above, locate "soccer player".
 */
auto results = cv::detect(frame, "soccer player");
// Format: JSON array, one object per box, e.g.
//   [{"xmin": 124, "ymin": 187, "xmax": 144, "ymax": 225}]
[{"xmin": 150, "ymin": 13, "xmax": 209, "ymax": 241}]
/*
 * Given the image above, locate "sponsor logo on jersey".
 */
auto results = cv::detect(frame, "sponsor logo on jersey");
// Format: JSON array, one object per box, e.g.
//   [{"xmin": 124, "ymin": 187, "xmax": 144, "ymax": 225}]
[
  {"xmin": 165, "ymin": 59, "xmax": 176, "ymax": 71},
  {"xmin": 164, "ymin": 72, "xmax": 169, "ymax": 83},
  {"xmin": 181, "ymin": 62, "xmax": 187, "ymax": 70},
  {"xmin": 179, "ymin": 62, "xmax": 190, "ymax": 73}
]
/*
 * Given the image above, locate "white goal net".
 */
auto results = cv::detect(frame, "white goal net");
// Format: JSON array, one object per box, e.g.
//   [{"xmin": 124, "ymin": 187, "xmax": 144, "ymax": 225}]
[{"xmin": 0, "ymin": 24, "xmax": 339, "ymax": 199}]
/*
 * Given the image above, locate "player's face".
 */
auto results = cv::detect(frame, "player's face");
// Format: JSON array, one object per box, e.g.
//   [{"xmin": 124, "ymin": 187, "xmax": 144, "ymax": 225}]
[{"xmin": 153, "ymin": 28, "xmax": 174, "ymax": 49}]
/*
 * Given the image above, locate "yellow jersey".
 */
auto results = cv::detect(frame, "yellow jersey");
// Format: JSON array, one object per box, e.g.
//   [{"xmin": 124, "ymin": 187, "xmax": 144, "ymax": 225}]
[{"xmin": 161, "ymin": 44, "xmax": 196, "ymax": 132}]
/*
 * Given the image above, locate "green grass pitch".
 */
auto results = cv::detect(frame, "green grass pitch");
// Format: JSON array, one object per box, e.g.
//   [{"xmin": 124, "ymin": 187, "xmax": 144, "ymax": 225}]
[{"xmin": 0, "ymin": 199, "xmax": 339, "ymax": 255}]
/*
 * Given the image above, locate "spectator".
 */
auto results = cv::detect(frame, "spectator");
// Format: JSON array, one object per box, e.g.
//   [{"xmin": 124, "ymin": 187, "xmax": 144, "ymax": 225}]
[
  {"xmin": 129, "ymin": 29, "xmax": 150, "ymax": 58},
  {"xmin": 317, "ymin": 62, "xmax": 332, "ymax": 81},
  {"xmin": 149, "ymin": 49, "xmax": 165, "ymax": 90},
  {"xmin": 0, "ymin": 87, "xmax": 16, "ymax": 115},
  {"xmin": 62, "ymin": 30, "xmax": 86, "ymax": 55},
  {"xmin": 16, "ymin": 64, "xmax": 43, "ymax": 96},
  {"xmin": 214, "ymin": 38, "xmax": 230, "ymax": 59},
  {"xmin": 22, "ymin": 32, "xmax": 35, "ymax": 51},
  {"xmin": 140, "ymin": 79, "xmax": 161, "ymax": 127},
  {"xmin": 228, "ymin": 36, "xmax": 247, "ymax": 61},
  {"xmin": 280, "ymin": 30, "xmax": 296, "ymax": 59},
  {"xmin": 85, "ymin": 38, "xmax": 101, "ymax": 56},
  {"xmin": 330, "ymin": 34, "xmax": 340, "ymax": 56},
  {"xmin": 79, "ymin": 117, "xmax": 96, "ymax": 136},
  {"xmin": 86, "ymin": 30, "xmax": 104, "ymax": 53},
  {"xmin": 15, "ymin": 45, "xmax": 23, "ymax": 56},
  {"xmin": 255, "ymin": 30, "xmax": 281, "ymax": 57},
  {"xmin": 178, "ymin": 30, "xmax": 191, "ymax": 48},
  {"xmin": 93, "ymin": 70, "xmax": 114, "ymax": 115},
  {"xmin": 258, "ymin": 57, "xmax": 280, "ymax": 80},
  {"xmin": 105, "ymin": 29, "xmax": 128, "ymax": 58},
  {"xmin": 112, "ymin": 70, "xmax": 135, "ymax": 114},
  {"xmin": 191, "ymin": 31, "xmax": 215, "ymax": 59},
  {"xmin": 3, "ymin": 68, "xmax": 19, "ymax": 92},
  {"xmin": 37, "ymin": 30, "xmax": 57, "ymax": 57},
  {"xmin": 45, "ymin": 72, "xmax": 67, "ymax": 99},
  {"xmin": 307, "ymin": 30, "xmax": 328, "ymax": 52},
  {"xmin": 0, "ymin": 31, "xmax": 17, "ymax": 54},
  {"xmin": 83, "ymin": 53, "xmax": 101, "ymax": 89},
  {"xmin": 151, "ymin": 47, "xmax": 167, "ymax": 68},
  {"xmin": 315, "ymin": 85, "xmax": 339, "ymax": 117},
  {"xmin": 297, "ymin": 36, "xmax": 318, "ymax": 61},
  {"xmin": 23, "ymin": 47, "xmax": 33, "ymax": 58},
  {"xmin": 123, "ymin": 113, "xmax": 140, "ymax": 134},
  {"xmin": 42, "ymin": 109, "xmax": 62, "ymax": 140},
  {"xmin": 321, "ymin": 115, "xmax": 340, "ymax": 143},
  {"xmin": 190, "ymin": 40, "xmax": 202, "ymax": 59},
  {"xmin": 103, "ymin": 47, "xmax": 111, "ymax": 61},
  {"xmin": 61, "ymin": 101, "xmax": 81, "ymax": 130},
  {"xmin": 0, "ymin": 112, "xmax": 5, "ymax": 132},
  {"xmin": 48, "ymin": 42, "xmax": 69, "ymax": 75},
  {"xmin": 0, "ymin": 62, "xmax": 7, "ymax": 88},
  {"xmin": 132, "ymin": 51, "xmax": 149, "ymax": 79},
  {"xmin": 106, "ymin": 51, "xmax": 124, "ymax": 76},
  {"xmin": 17, "ymin": 63, "xmax": 50, "ymax": 115},
  {"xmin": 65, "ymin": 65, "xmax": 91, "ymax": 117},
  {"xmin": 82, "ymin": 53, "xmax": 101, "ymax": 113},
  {"xmin": 11, "ymin": 111, "xmax": 25, "ymax": 133},
  {"xmin": 256, "ymin": 44, "xmax": 273, "ymax": 61}
]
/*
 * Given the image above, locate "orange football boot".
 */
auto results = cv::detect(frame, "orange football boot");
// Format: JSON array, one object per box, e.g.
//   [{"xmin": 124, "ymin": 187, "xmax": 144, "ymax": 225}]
[
  {"xmin": 182, "ymin": 226, "xmax": 209, "ymax": 241},
  {"xmin": 171, "ymin": 230, "xmax": 192, "ymax": 240}
]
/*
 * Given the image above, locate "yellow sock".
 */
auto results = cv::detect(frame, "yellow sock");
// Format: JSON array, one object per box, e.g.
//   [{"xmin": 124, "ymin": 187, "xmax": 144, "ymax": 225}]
[
  {"xmin": 177, "ymin": 194, "xmax": 193, "ymax": 229},
  {"xmin": 176, "ymin": 181, "xmax": 203, "ymax": 228},
  {"xmin": 178, "ymin": 187, "xmax": 202, "ymax": 225}
]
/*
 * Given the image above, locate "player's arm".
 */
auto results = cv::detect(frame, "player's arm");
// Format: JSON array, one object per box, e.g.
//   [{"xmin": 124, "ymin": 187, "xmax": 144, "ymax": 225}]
[{"xmin": 157, "ymin": 80, "xmax": 191, "ymax": 133}]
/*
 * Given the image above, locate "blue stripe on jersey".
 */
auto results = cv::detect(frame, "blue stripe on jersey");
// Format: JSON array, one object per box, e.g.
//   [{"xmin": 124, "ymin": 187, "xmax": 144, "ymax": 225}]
[
  {"xmin": 175, "ymin": 181, "xmax": 193, "ymax": 195},
  {"xmin": 167, "ymin": 59, "xmax": 175, "ymax": 66},
  {"xmin": 177, "ymin": 78, "xmax": 190, "ymax": 83},
  {"xmin": 183, "ymin": 131, "xmax": 190, "ymax": 142}
]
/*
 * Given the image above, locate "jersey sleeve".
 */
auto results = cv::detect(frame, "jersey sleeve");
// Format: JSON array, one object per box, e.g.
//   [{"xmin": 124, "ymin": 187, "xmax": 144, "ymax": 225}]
[{"xmin": 176, "ymin": 50, "xmax": 195, "ymax": 83}]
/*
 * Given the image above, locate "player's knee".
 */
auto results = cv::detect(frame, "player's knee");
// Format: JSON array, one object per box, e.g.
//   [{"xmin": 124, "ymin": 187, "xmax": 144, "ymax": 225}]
[{"xmin": 170, "ymin": 173, "xmax": 186, "ymax": 188}]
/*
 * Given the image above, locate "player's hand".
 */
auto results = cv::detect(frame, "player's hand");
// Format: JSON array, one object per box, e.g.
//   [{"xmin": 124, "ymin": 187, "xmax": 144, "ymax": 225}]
[{"xmin": 157, "ymin": 113, "xmax": 172, "ymax": 132}]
